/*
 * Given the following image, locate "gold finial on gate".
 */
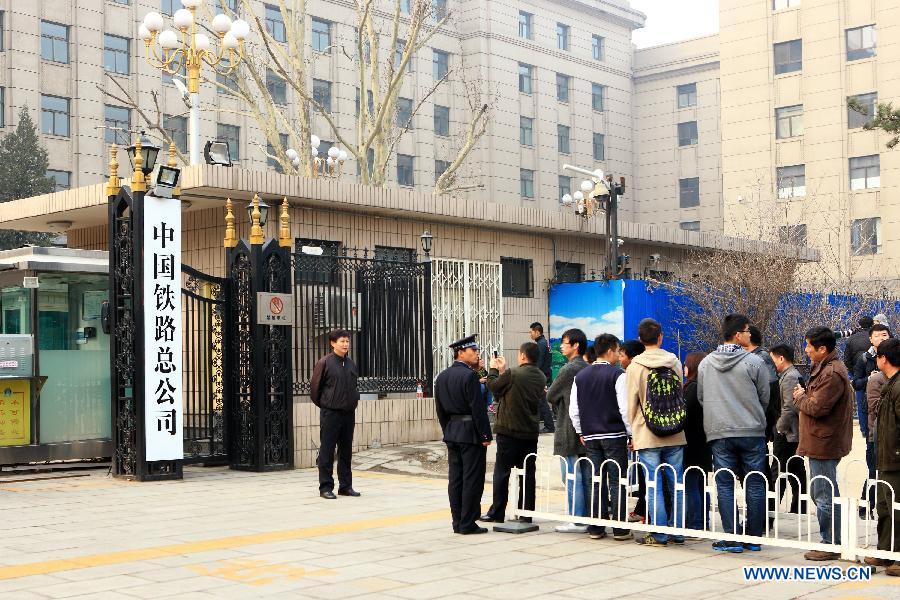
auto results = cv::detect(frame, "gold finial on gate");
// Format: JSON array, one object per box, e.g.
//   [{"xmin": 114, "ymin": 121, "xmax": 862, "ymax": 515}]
[
  {"xmin": 278, "ymin": 197, "xmax": 291, "ymax": 248},
  {"xmin": 224, "ymin": 198, "xmax": 237, "ymax": 248},
  {"xmin": 106, "ymin": 143, "xmax": 121, "ymax": 197},
  {"xmin": 249, "ymin": 193, "xmax": 264, "ymax": 245},
  {"xmin": 131, "ymin": 135, "xmax": 147, "ymax": 193},
  {"xmin": 168, "ymin": 142, "xmax": 181, "ymax": 197}
]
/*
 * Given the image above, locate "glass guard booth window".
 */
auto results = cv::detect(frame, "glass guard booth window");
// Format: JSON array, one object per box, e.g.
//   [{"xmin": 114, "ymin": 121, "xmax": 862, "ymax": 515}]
[
  {"xmin": 0, "ymin": 288, "xmax": 32, "ymax": 446},
  {"xmin": 37, "ymin": 274, "xmax": 110, "ymax": 443}
]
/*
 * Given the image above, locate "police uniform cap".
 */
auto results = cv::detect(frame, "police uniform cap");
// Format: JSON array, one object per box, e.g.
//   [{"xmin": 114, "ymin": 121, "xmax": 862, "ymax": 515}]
[{"xmin": 449, "ymin": 334, "xmax": 479, "ymax": 350}]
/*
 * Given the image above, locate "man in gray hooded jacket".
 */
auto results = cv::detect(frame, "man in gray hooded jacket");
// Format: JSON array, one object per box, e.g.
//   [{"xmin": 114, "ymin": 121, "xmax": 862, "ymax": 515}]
[{"xmin": 698, "ymin": 313, "xmax": 770, "ymax": 553}]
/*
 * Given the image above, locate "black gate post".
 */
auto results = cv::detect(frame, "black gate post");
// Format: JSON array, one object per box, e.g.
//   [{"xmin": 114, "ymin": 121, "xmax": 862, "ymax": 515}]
[
  {"xmin": 226, "ymin": 196, "xmax": 294, "ymax": 471},
  {"xmin": 108, "ymin": 141, "xmax": 182, "ymax": 481},
  {"xmin": 422, "ymin": 245, "xmax": 434, "ymax": 397}
]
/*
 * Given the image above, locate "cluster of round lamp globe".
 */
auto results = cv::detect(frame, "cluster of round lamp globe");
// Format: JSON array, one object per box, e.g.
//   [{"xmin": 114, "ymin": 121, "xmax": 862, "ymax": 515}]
[
  {"xmin": 138, "ymin": 0, "xmax": 251, "ymax": 51},
  {"xmin": 286, "ymin": 137, "xmax": 350, "ymax": 175}
]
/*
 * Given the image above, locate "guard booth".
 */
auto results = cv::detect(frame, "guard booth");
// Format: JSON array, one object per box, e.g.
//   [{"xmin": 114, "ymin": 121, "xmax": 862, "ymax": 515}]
[{"xmin": 0, "ymin": 247, "xmax": 111, "ymax": 464}]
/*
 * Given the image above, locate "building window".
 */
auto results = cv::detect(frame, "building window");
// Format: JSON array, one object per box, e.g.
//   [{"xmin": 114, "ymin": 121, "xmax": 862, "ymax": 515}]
[
  {"xmin": 434, "ymin": 105, "xmax": 450, "ymax": 136},
  {"xmin": 519, "ymin": 64, "xmax": 533, "ymax": 94},
  {"xmin": 164, "ymin": 114, "xmax": 188, "ymax": 153},
  {"xmin": 520, "ymin": 169, "xmax": 534, "ymax": 199},
  {"xmin": 220, "ymin": 0, "xmax": 239, "ymax": 11},
  {"xmin": 216, "ymin": 56, "xmax": 239, "ymax": 93},
  {"xmin": 591, "ymin": 83, "xmax": 605, "ymax": 111},
  {"xmin": 775, "ymin": 104, "xmax": 803, "ymax": 139},
  {"xmin": 267, "ymin": 132, "xmax": 289, "ymax": 172},
  {"xmin": 518, "ymin": 11, "xmax": 532, "ymax": 39},
  {"xmin": 312, "ymin": 79, "xmax": 331, "ymax": 112},
  {"xmin": 355, "ymin": 87, "xmax": 374, "ymax": 116},
  {"xmin": 556, "ymin": 23, "xmax": 570, "ymax": 51},
  {"xmin": 501, "ymin": 257, "xmax": 534, "ymax": 298},
  {"xmin": 679, "ymin": 177, "xmax": 700, "ymax": 208},
  {"xmin": 846, "ymin": 25, "xmax": 876, "ymax": 61},
  {"xmin": 435, "ymin": 159, "xmax": 450, "ymax": 183},
  {"xmin": 556, "ymin": 73, "xmax": 570, "ymax": 103},
  {"xmin": 851, "ymin": 218, "xmax": 882, "ymax": 255},
  {"xmin": 558, "ymin": 175, "xmax": 571, "ymax": 202},
  {"xmin": 774, "ymin": 39, "xmax": 802, "ymax": 75},
  {"xmin": 433, "ymin": 49, "xmax": 449, "ymax": 79},
  {"xmin": 680, "ymin": 221, "xmax": 700, "ymax": 232},
  {"xmin": 400, "ymin": 0, "xmax": 411, "ymax": 15},
  {"xmin": 266, "ymin": 69, "xmax": 287, "ymax": 104},
  {"xmin": 397, "ymin": 154, "xmax": 414, "ymax": 186},
  {"xmin": 41, "ymin": 95, "xmax": 69, "ymax": 137},
  {"xmin": 217, "ymin": 123, "xmax": 240, "ymax": 161},
  {"xmin": 779, "ymin": 224, "xmax": 807, "ymax": 246},
  {"xmin": 296, "ymin": 238, "xmax": 341, "ymax": 284},
  {"xmin": 397, "ymin": 97, "xmax": 413, "ymax": 129},
  {"xmin": 41, "ymin": 21, "xmax": 69, "ymax": 63},
  {"xmin": 592, "ymin": 133, "xmax": 605, "ymax": 161},
  {"xmin": 46, "ymin": 170, "xmax": 70, "ymax": 192},
  {"xmin": 592, "ymin": 35, "xmax": 605, "ymax": 61},
  {"xmin": 264, "ymin": 4, "xmax": 286, "ymax": 43},
  {"xmin": 776, "ymin": 164, "xmax": 805, "ymax": 198},
  {"xmin": 162, "ymin": 0, "xmax": 177, "ymax": 16},
  {"xmin": 104, "ymin": 105, "xmax": 130, "ymax": 145},
  {"xmin": 433, "ymin": 0, "xmax": 448, "ymax": 20},
  {"xmin": 111, "ymin": 0, "xmax": 130, "ymax": 4},
  {"xmin": 849, "ymin": 155, "xmax": 880, "ymax": 190},
  {"xmin": 848, "ymin": 92, "xmax": 877, "ymax": 129},
  {"xmin": 395, "ymin": 39, "xmax": 412, "ymax": 73},
  {"xmin": 311, "ymin": 18, "xmax": 331, "ymax": 52},
  {"xmin": 555, "ymin": 261, "xmax": 584, "ymax": 283},
  {"xmin": 557, "ymin": 124, "xmax": 570, "ymax": 154},
  {"xmin": 773, "ymin": 0, "xmax": 800, "ymax": 9},
  {"xmin": 0, "ymin": 12, "xmax": 4, "ymax": 52},
  {"xmin": 0, "ymin": 88, "xmax": 4, "ymax": 127},
  {"xmin": 677, "ymin": 121, "xmax": 698, "ymax": 146},
  {"xmin": 519, "ymin": 116, "xmax": 533, "ymax": 146},
  {"xmin": 677, "ymin": 82, "xmax": 697, "ymax": 108},
  {"xmin": 103, "ymin": 34, "xmax": 130, "ymax": 75},
  {"xmin": 162, "ymin": 62, "xmax": 186, "ymax": 85}
]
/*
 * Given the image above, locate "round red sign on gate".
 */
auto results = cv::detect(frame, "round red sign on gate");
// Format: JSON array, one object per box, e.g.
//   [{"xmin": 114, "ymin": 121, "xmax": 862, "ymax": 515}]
[{"xmin": 269, "ymin": 296, "xmax": 284, "ymax": 315}]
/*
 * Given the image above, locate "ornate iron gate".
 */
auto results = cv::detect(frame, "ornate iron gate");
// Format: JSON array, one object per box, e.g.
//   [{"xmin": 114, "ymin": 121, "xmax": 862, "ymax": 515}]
[
  {"xmin": 431, "ymin": 258, "xmax": 503, "ymax": 376},
  {"xmin": 180, "ymin": 265, "xmax": 230, "ymax": 464}
]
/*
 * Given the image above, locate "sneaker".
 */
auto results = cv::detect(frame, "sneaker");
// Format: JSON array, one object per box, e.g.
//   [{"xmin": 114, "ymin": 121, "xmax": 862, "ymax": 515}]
[
  {"xmin": 712, "ymin": 540, "xmax": 744, "ymax": 553},
  {"xmin": 805, "ymin": 550, "xmax": 841, "ymax": 561},
  {"xmin": 669, "ymin": 536, "xmax": 685, "ymax": 545},
  {"xmin": 635, "ymin": 534, "xmax": 667, "ymax": 547},
  {"xmin": 613, "ymin": 529, "xmax": 632, "ymax": 541},
  {"xmin": 555, "ymin": 523, "xmax": 588, "ymax": 533},
  {"xmin": 742, "ymin": 543, "xmax": 762, "ymax": 552},
  {"xmin": 627, "ymin": 511, "xmax": 645, "ymax": 523},
  {"xmin": 589, "ymin": 530, "xmax": 607, "ymax": 540}
]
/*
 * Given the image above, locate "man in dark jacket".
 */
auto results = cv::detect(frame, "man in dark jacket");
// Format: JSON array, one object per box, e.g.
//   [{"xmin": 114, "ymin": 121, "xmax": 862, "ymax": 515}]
[
  {"xmin": 793, "ymin": 327, "xmax": 854, "ymax": 561},
  {"xmin": 435, "ymin": 334, "xmax": 493, "ymax": 535},
  {"xmin": 769, "ymin": 343, "xmax": 806, "ymax": 515},
  {"xmin": 844, "ymin": 316, "xmax": 874, "ymax": 371},
  {"xmin": 746, "ymin": 326, "xmax": 780, "ymax": 441},
  {"xmin": 530, "ymin": 322, "xmax": 556, "ymax": 433},
  {"xmin": 867, "ymin": 338, "xmax": 900, "ymax": 573},
  {"xmin": 480, "ymin": 342, "xmax": 546, "ymax": 524},
  {"xmin": 310, "ymin": 329, "xmax": 361, "ymax": 500},
  {"xmin": 546, "ymin": 328, "xmax": 590, "ymax": 533}
]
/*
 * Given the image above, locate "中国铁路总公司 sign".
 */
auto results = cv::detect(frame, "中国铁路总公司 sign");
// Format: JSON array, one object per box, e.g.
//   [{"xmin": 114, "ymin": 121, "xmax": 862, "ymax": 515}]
[{"xmin": 257, "ymin": 292, "xmax": 293, "ymax": 325}]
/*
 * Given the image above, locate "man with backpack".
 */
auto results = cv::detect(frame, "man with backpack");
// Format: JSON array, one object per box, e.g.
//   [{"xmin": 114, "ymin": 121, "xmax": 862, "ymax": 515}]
[
  {"xmin": 625, "ymin": 318, "xmax": 686, "ymax": 546},
  {"xmin": 697, "ymin": 314, "xmax": 770, "ymax": 553}
]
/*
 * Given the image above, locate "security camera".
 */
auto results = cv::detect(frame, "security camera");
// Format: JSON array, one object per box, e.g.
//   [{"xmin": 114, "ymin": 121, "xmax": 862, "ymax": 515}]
[
  {"xmin": 649, "ymin": 253, "xmax": 661, "ymax": 263},
  {"xmin": 173, "ymin": 78, "xmax": 189, "ymax": 100},
  {"xmin": 617, "ymin": 238, "xmax": 625, "ymax": 247}
]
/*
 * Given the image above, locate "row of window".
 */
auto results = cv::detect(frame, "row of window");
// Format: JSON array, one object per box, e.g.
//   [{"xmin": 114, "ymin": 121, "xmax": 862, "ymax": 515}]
[
  {"xmin": 518, "ymin": 65, "xmax": 606, "ymax": 110},
  {"xmin": 774, "ymin": 25, "xmax": 875, "ymax": 75},
  {"xmin": 519, "ymin": 117, "xmax": 605, "ymax": 158},
  {"xmin": 774, "ymin": 93, "xmax": 877, "ymax": 141},
  {"xmin": 41, "ymin": 22, "xmax": 131, "ymax": 75},
  {"xmin": 517, "ymin": 11, "xmax": 605, "ymax": 61},
  {"xmin": 775, "ymin": 155, "xmax": 880, "ymax": 199}
]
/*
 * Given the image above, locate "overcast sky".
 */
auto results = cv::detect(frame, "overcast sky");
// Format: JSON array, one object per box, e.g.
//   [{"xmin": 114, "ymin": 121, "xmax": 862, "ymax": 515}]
[{"xmin": 630, "ymin": 0, "xmax": 720, "ymax": 48}]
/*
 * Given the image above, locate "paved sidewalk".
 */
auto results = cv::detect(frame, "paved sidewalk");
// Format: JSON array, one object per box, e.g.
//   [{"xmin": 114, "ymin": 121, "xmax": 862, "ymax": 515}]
[{"xmin": 0, "ymin": 436, "xmax": 895, "ymax": 599}]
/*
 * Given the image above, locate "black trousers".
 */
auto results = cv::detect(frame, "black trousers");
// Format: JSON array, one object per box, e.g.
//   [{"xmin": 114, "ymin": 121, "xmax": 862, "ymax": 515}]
[
  {"xmin": 876, "ymin": 471, "xmax": 900, "ymax": 552},
  {"xmin": 446, "ymin": 441, "xmax": 487, "ymax": 532},
  {"xmin": 539, "ymin": 394, "xmax": 555, "ymax": 431},
  {"xmin": 768, "ymin": 434, "xmax": 807, "ymax": 514},
  {"xmin": 487, "ymin": 434, "xmax": 537, "ymax": 521},
  {"xmin": 318, "ymin": 407, "xmax": 355, "ymax": 493}
]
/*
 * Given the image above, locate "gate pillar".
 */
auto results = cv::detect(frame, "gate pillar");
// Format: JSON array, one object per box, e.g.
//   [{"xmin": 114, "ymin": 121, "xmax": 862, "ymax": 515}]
[{"xmin": 225, "ymin": 196, "xmax": 294, "ymax": 471}]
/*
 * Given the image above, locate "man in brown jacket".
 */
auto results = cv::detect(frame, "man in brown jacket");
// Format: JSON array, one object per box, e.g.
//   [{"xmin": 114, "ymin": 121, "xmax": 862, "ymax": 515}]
[{"xmin": 793, "ymin": 327, "xmax": 854, "ymax": 561}]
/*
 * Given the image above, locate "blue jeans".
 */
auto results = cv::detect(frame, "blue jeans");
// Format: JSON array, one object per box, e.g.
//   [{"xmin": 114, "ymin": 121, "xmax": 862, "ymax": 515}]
[
  {"xmin": 809, "ymin": 458, "xmax": 841, "ymax": 544},
  {"xmin": 684, "ymin": 467, "xmax": 709, "ymax": 531},
  {"xmin": 710, "ymin": 437, "xmax": 767, "ymax": 537},
  {"xmin": 560, "ymin": 455, "xmax": 592, "ymax": 521},
  {"xmin": 637, "ymin": 446, "xmax": 684, "ymax": 543},
  {"xmin": 855, "ymin": 390, "xmax": 869, "ymax": 439}
]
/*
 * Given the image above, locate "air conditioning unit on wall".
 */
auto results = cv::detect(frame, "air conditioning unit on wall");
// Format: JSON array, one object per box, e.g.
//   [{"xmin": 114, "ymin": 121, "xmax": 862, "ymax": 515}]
[{"xmin": 311, "ymin": 291, "xmax": 362, "ymax": 331}]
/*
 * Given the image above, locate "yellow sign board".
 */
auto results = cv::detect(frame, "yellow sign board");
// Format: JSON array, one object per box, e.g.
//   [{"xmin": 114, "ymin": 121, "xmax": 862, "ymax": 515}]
[{"xmin": 0, "ymin": 379, "xmax": 30, "ymax": 446}]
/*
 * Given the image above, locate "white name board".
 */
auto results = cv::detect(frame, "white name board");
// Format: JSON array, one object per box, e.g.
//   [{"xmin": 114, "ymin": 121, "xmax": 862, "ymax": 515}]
[
  {"xmin": 143, "ymin": 194, "xmax": 184, "ymax": 462},
  {"xmin": 257, "ymin": 292, "xmax": 294, "ymax": 325}
]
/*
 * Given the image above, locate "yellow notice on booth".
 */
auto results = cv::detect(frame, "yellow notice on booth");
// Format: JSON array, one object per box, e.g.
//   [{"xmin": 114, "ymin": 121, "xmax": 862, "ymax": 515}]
[{"xmin": 0, "ymin": 379, "xmax": 30, "ymax": 446}]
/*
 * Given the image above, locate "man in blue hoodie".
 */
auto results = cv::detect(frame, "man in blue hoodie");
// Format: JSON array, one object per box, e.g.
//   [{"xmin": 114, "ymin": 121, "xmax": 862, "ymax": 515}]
[{"xmin": 698, "ymin": 313, "xmax": 770, "ymax": 553}]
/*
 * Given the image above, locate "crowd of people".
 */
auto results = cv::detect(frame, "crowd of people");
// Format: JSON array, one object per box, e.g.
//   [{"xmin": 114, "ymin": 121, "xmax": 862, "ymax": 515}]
[{"xmin": 433, "ymin": 314, "xmax": 900, "ymax": 573}]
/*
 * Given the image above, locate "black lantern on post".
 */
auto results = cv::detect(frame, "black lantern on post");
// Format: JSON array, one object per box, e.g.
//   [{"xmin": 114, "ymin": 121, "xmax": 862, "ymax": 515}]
[
  {"xmin": 420, "ymin": 230, "xmax": 433, "ymax": 256},
  {"xmin": 126, "ymin": 131, "xmax": 161, "ymax": 176},
  {"xmin": 246, "ymin": 198, "xmax": 269, "ymax": 227}
]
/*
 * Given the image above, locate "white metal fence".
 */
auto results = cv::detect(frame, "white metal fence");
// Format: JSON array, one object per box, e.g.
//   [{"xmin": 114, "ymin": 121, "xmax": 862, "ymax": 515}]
[{"xmin": 507, "ymin": 452, "xmax": 900, "ymax": 561}]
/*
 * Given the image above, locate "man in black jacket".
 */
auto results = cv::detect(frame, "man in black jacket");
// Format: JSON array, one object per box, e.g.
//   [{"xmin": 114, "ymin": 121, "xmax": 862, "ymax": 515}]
[
  {"xmin": 435, "ymin": 334, "xmax": 493, "ymax": 534},
  {"xmin": 843, "ymin": 316, "xmax": 874, "ymax": 371},
  {"xmin": 310, "ymin": 329, "xmax": 361, "ymax": 500},
  {"xmin": 530, "ymin": 322, "xmax": 556, "ymax": 433}
]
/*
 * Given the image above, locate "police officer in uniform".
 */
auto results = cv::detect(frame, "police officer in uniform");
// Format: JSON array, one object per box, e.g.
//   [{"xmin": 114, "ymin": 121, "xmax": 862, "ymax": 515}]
[{"xmin": 435, "ymin": 334, "xmax": 493, "ymax": 534}]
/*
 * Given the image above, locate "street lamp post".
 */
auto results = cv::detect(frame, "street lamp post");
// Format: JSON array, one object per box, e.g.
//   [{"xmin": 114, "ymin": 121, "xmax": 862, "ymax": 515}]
[
  {"xmin": 139, "ymin": 1, "xmax": 250, "ymax": 165},
  {"xmin": 286, "ymin": 135, "xmax": 349, "ymax": 177}
]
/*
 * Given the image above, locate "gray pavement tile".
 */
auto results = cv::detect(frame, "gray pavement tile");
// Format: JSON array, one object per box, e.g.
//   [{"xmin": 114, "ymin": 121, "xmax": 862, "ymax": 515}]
[
  {"xmin": 471, "ymin": 576, "xmax": 579, "ymax": 599},
  {"xmin": 543, "ymin": 563, "xmax": 642, "ymax": 585},
  {"xmin": 34, "ymin": 575, "xmax": 150, "ymax": 599},
  {"xmin": 0, "ymin": 575, "xmax": 69, "ymax": 594},
  {"xmin": 0, "ymin": 591, "xmax": 49, "ymax": 600},
  {"xmin": 110, "ymin": 574, "xmax": 235, "ymax": 599},
  {"xmin": 388, "ymin": 577, "xmax": 485, "ymax": 600},
  {"xmin": 557, "ymin": 577, "xmax": 660, "ymax": 599}
]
